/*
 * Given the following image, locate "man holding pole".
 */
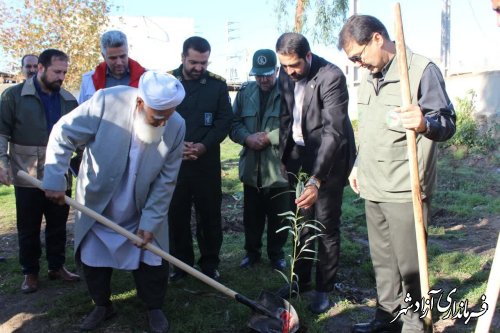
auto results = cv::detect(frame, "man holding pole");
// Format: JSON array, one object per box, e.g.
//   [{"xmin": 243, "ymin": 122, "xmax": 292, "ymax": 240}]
[{"xmin": 338, "ymin": 15, "xmax": 455, "ymax": 332}]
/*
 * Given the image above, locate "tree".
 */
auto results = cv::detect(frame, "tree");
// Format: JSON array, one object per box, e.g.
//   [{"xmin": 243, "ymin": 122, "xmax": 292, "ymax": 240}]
[
  {"xmin": 0, "ymin": 0, "xmax": 110, "ymax": 91},
  {"xmin": 274, "ymin": 0, "xmax": 349, "ymax": 46}
]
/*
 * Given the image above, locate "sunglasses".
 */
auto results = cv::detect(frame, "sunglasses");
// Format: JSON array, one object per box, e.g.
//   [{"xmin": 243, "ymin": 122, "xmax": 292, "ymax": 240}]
[{"xmin": 348, "ymin": 43, "xmax": 369, "ymax": 63}]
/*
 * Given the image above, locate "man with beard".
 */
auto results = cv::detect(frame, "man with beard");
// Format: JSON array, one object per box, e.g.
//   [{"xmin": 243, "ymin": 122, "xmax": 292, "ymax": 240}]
[
  {"xmin": 42, "ymin": 71, "xmax": 186, "ymax": 333},
  {"xmin": 168, "ymin": 36, "xmax": 233, "ymax": 281},
  {"xmin": 21, "ymin": 54, "xmax": 38, "ymax": 80},
  {"xmin": 275, "ymin": 33, "xmax": 356, "ymax": 314},
  {"xmin": 78, "ymin": 30, "xmax": 146, "ymax": 104},
  {"xmin": 0, "ymin": 49, "xmax": 80, "ymax": 293}
]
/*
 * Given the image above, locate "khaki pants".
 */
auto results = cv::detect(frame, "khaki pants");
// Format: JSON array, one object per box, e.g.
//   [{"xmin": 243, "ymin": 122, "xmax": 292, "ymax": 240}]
[{"xmin": 365, "ymin": 198, "xmax": 431, "ymax": 333}]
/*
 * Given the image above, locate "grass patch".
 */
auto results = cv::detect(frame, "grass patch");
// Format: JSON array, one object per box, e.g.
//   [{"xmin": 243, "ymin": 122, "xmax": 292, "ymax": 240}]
[
  {"xmin": 221, "ymin": 138, "xmax": 243, "ymax": 195},
  {"xmin": 429, "ymin": 247, "xmax": 490, "ymax": 303},
  {"xmin": 435, "ymin": 155, "xmax": 500, "ymax": 217},
  {"xmin": 0, "ymin": 185, "xmax": 16, "ymax": 230},
  {"xmin": 0, "ymin": 138, "xmax": 498, "ymax": 331}
]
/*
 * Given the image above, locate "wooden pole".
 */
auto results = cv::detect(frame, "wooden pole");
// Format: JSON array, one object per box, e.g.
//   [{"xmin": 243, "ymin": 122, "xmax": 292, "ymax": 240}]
[
  {"xmin": 393, "ymin": 3, "xmax": 433, "ymax": 332},
  {"xmin": 475, "ymin": 233, "xmax": 500, "ymax": 332}
]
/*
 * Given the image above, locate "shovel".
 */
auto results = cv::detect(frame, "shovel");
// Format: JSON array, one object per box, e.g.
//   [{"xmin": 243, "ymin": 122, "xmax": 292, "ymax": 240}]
[{"xmin": 18, "ymin": 170, "xmax": 299, "ymax": 333}]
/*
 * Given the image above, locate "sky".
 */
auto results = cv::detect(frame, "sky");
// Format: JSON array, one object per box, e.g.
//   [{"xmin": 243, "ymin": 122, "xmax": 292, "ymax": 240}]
[
  {"xmin": 1, "ymin": 0, "xmax": 499, "ymax": 78},
  {"xmin": 108, "ymin": 0, "xmax": 500, "ymax": 78}
]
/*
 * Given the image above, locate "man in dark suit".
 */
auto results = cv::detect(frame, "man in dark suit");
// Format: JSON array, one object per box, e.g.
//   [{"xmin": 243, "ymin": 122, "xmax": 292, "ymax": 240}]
[{"xmin": 275, "ymin": 32, "xmax": 355, "ymax": 314}]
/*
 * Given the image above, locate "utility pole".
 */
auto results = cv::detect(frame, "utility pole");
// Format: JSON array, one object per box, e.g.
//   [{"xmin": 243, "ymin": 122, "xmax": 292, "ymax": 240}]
[
  {"xmin": 348, "ymin": 0, "xmax": 358, "ymax": 83},
  {"xmin": 225, "ymin": 21, "xmax": 241, "ymax": 84},
  {"xmin": 441, "ymin": 0, "xmax": 451, "ymax": 77}
]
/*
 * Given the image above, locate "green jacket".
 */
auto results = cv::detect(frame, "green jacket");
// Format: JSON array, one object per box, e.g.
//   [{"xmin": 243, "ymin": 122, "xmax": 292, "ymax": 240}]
[
  {"xmin": 230, "ymin": 81, "xmax": 288, "ymax": 188},
  {"xmin": 0, "ymin": 77, "xmax": 78, "ymax": 187},
  {"xmin": 357, "ymin": 49, "xmax": 436, "ymax": 202}
]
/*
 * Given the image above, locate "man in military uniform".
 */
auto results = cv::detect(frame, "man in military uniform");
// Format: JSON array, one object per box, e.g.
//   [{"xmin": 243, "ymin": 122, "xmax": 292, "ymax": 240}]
[
  {"xmin": 230, "ymin": 49, "xmax": 289, "ymax": 272},
  {"xmin": 168, "ymin": 36, "xmax": 233, "ymax": 281}
]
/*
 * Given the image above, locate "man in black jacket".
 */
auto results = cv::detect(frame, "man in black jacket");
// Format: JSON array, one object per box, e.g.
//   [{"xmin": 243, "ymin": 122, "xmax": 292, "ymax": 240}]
[
  {"xmin": 276, "ymin": 32, "xmax": 356, "ymax": 314},
  {"xmin": 168, "ymin": 36, "xmax": 233, "ymax": 281}
]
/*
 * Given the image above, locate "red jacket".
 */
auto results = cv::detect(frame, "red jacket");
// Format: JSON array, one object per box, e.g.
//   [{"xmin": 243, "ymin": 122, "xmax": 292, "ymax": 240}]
[{"xmin": 91, "ymin": 58, "xmax": 146, "ymax": 90}]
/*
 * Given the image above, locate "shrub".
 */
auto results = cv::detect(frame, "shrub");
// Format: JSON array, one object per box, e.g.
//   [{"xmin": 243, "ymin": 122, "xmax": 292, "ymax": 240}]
[{"xmin": 443, "ymin": 90, "xmax": 497, "ymax": 153}]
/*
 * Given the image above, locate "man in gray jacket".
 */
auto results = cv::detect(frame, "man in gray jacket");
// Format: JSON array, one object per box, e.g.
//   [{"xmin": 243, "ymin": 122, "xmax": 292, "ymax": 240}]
[
  {"xmin": 230, "ymin": 49, "xmax": 289, "ymax": 271},
  {"xmin": 339, "ymin": 15, "xmax": 455, "ymax": 332},
  {"xmin": 43, "ymin": 71, "xmax": 186, "ymax": 333}
]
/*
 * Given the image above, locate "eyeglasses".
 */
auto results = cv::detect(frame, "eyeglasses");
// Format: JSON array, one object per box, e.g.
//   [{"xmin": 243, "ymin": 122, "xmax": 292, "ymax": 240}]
[{"xmin": 348, "ymin": 43, "xmax": 369, "ymax": 63}]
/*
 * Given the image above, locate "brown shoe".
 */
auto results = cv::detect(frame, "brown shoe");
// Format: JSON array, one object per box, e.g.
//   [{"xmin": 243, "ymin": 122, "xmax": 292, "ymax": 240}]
[
  {"xmin": 48, "ymin": 266, "xmax": 80, "ymax": 282},
  {"xmin": 21, "ymin": 274, "xmax": 38, "ymax": 293}
]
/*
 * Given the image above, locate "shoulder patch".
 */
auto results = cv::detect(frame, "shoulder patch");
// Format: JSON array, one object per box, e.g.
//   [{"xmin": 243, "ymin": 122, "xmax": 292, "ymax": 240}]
[
  {"xmin": 167, "ymin": 69, "xmax": 183, "ymax": 81},
  {"xmin": 207, "ymin": 71, "xmax": 226, "ymax": 82}
]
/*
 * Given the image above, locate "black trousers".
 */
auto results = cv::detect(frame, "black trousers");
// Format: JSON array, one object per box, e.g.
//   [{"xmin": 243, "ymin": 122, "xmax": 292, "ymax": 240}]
[
  {"xmin": 168, "ymin": 166, "xmax": 222, "ymax": 272},
  {"xmin": 286, "ymin": 145, "xmax": 346, "ymax": 292},
  {"xmin": 82, "ymin": 261, "xmax": 169, "ymax": 309},
  {"xmin": 243, "ymin": 184, "xmax": 289, "ymax": 261},
  {"xmin": 15, "ymin": 186, "xmax": 70, "ymax": 275}
]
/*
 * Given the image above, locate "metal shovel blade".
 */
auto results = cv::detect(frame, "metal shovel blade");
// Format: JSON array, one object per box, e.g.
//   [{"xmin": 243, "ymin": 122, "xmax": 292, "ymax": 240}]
[{"xmin": 247, "ymin": 291, "xmax": 299, "ymax": 333}]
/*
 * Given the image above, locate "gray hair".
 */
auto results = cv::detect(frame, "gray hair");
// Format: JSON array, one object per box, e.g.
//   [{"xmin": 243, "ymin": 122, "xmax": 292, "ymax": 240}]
[{"xmin": 100, "ymin": 30, "xmax": 128, "ymax": 56}]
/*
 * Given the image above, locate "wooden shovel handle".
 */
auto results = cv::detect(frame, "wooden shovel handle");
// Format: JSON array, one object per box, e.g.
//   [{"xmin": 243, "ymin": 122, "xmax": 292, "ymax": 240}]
[
  {"xmin": 474, "ymin": 233, "xmax": 500, "ymax": 332},
  {"xmin": 393, "ymin": 3, "xmax": 433, "ymax": 332},
  {"xmin": 17, "ymin": 170, "xmax": 238, "ymax": 299}
]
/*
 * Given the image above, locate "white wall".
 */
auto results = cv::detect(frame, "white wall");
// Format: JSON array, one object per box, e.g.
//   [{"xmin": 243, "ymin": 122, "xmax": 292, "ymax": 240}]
[
  {"xmin": 446, "ymin": 71, "xmax": 500, "ymax": 133},
  {"xmin": 108, "ymin": 16, "xmax": 195, "ymax": 72}
]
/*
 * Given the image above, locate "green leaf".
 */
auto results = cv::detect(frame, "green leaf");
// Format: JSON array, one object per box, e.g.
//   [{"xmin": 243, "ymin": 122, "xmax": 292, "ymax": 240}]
[{"xmin": 276, "ymin": 226, "xmax": 291, "ymax": 233}]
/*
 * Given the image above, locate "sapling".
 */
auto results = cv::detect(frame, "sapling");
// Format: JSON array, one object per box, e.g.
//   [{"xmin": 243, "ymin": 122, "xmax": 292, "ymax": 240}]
[{"xmin": 275, "ymin": 171, "xmax": 324, "ymax": 300}]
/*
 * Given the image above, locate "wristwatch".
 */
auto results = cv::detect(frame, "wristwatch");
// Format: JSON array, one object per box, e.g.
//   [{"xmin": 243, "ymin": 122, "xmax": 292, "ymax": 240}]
[{"xmin": 305, "ymin": 177, "xmax": 321, "ymax": 190}]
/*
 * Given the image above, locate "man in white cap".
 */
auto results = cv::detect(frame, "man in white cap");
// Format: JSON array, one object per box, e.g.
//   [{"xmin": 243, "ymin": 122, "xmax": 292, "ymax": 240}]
[{"xmin": 42, "ymin": 71, "xmax": 186, "ymax": 333}]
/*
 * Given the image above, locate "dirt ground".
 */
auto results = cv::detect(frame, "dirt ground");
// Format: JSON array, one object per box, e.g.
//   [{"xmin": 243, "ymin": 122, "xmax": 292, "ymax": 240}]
[{"xmin": 1, "ymin": 178, "xmax": 499, "ymax": 332}]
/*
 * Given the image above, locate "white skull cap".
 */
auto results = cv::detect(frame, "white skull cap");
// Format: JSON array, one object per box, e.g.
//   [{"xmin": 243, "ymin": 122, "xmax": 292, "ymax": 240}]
[{"xmin": 138, "ymin": 71, "xmax": 185, "ymax": 110}]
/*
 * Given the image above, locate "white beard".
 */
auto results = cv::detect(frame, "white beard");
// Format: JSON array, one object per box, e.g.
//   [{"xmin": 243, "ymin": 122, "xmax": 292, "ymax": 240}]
[{"xmin": 133, "ymin": 109, "xmax": 166, "ymax": 144}]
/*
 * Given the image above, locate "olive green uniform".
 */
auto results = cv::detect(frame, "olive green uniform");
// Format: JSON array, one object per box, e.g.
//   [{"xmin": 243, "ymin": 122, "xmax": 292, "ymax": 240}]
[{"xmin": 357, "ymin": 49, "xmax": 455, "ymax": 332}]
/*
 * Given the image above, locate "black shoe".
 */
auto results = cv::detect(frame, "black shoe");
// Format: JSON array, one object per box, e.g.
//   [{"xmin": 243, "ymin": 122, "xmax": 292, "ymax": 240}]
[
  {"xmin": 203, "ymin": 269, "xmax": 220, "ymax": 281},
  {"xmin": 80, "ymin": 304, "xmax": 116, "ymax": 331},
  {"xmin": 275, "ymin": 281, "xmax": 312, "ymax": 299},
  {"xmin": 309, "ymin": 291, "xmax": 331, "ymax": 314},
  {"xmin": 239, "ymin": 256, "xmax": 260, "ymax": 268},
  {"xmin": 352, "ymin": 319, "xmax": 402, "ymax": 333},
  {"xmin": 169, "ymin": 270, "xmax": 187, "ymax": 282},
  {"xmin": 270, "ymin": 258, "xmax": 286, "ymax": 272},
  {"xmin": 0, "ymin": 256, "xmax": 6, "ymax": 263},
  {"xmin": 148, "ymin": 309, "xmax": 169, "ymax": 333}
]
